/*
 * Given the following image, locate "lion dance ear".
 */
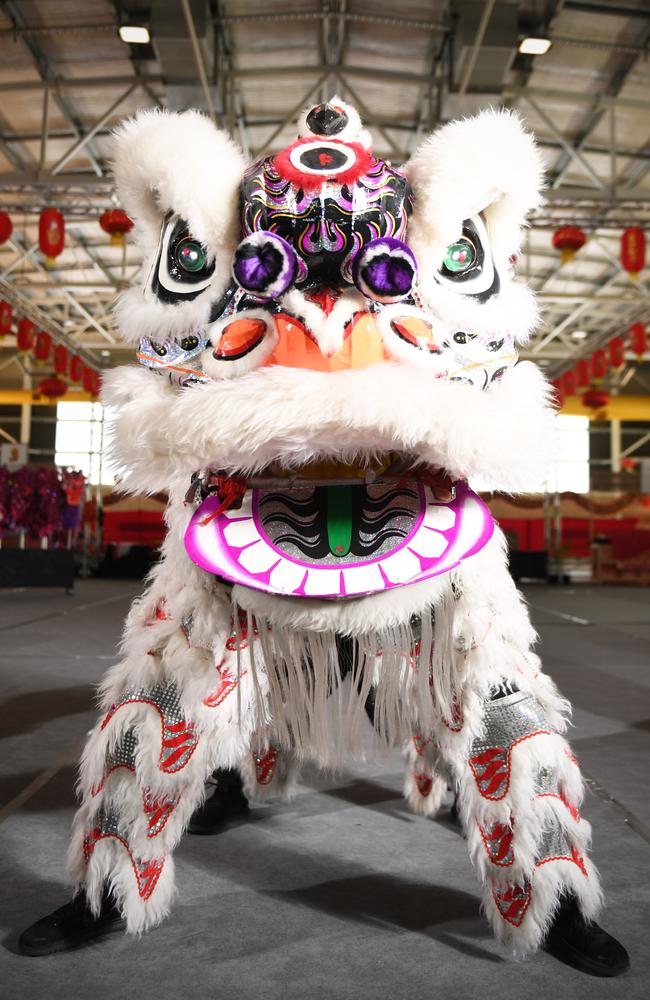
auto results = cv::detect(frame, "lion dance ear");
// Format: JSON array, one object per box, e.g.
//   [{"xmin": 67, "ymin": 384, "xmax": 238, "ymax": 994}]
[
  {"xmin": 111, "ymin": 108, "xmax": 247, "ymax": 254},
  {"xmin": 405, "ymin": 108, "xmax": 545, "ymax": 266}
]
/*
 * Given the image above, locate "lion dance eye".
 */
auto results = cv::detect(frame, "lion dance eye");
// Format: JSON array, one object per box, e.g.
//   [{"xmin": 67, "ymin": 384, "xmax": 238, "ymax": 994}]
[
  {"xmin": 443, "ymin": 240, "xmax": 476, "ymax": 273},
  {"xmin": 175, "ymin": 238, "xmax": 207, "ymax": 273}
]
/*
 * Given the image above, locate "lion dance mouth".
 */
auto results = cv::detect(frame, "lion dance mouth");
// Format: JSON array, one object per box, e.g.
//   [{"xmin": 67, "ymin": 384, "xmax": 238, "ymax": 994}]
[{"xmin": 184, "ymin": 462, "xmax": 493, "ymax": 598}]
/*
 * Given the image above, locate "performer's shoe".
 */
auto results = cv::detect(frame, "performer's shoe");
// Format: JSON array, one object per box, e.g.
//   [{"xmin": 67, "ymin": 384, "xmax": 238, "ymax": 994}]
[
  {"xmin": 18, "ymin": 890, "xmax": 125, "ymax": 956},
  {"xmin": 188, "ymin": 767, "xmax": 249, "ymax": 835},
  {"xmin": 543, "ymin": 894, "xmax": 630, "ymax": 977}
]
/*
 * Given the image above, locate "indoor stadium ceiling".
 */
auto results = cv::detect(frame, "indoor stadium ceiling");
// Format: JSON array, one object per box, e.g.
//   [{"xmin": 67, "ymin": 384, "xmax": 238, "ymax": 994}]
[{"xmin": 0, "ymin": 0, "xmax": 649, "ymax": 391}]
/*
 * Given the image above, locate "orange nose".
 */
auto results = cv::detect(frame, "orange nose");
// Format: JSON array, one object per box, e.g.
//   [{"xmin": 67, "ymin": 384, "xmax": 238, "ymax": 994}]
[{"xmin": 265, "ymin": 312, "xmax": 388, "ymax": 371}]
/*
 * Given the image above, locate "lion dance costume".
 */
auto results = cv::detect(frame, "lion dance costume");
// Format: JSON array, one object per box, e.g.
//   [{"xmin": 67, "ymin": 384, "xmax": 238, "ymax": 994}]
[{"xmin": 62, "ymin": 100, "xmax": 606, "ymax": 958}]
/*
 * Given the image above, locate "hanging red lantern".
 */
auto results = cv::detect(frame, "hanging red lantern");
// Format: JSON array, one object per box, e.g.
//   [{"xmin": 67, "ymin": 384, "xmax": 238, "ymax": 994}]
[
  {"xmin": 99, "ymin": 208, "xmax": 133, "ymax": 247},
  {"xmin": 37, "ymin": 376, "xmax": 67, "ymax": 401},
  {"xmin": 561, "ymin": 369, "xmax": 578, "ymax": 396},
  {"xmin": 82, "ymin": 365, "xmax": 97, "ymax": 394},
  {"xmin": 16, "ymin": 317, "xmax": 35, "ymax": 352},
  {"xmin": 53, "ymin": 344, "xmax": 69, "ymax": 376},
  {"xmin": 591, "ymin": 349, "xmax": 608, "ymax": 383},
  {"xmin": 0, "ymin": 210, "xmax": 12, "ymax": 245},
  {"xmin": 552, "ymin": 226, "xmax": 587, "ymax": 264},
  {"xmin": 0, "ymin": 299, "xmax": 12, "ymax": 336},
  {"xmin": 582, "ymin": 388, "xmax": 610, "ymax": 411},
  {"xmin": 620, "ymin": 226, "xmax": 645, "ymax": 279},
  {"xmin": 621, "ymin": 457, "xmax": 638, "ymax": 473},
  {"xmin": 39, "ymin": 207, "xmax": 65, "ymax": 268},
  {"xmin": 629, "ymin": 322, "xmax": 648, "ymax": 359},
  {"xmin": 91, "ymin": 370, "xmax": 102, "ymax": 399},
  {"xmin": 575, "ymin": 359, "xmax": 591, "ymax": 387},
  {"xmin": 608, "ymin": 336, "xmax": 626, "ymax": 370},
  {"xmin": 33, "ymin": 329, "xmax": 52, "ymax": 363},
  {"xmin": 69, "ymin": 355, "xmax": 85, "ymax": 383}
]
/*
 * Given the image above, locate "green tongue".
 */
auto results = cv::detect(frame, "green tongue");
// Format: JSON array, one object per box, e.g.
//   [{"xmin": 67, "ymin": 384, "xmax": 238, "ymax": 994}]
[{"xmin": 326, "ymin": 485, "xmax": 353, "ymax": 556}]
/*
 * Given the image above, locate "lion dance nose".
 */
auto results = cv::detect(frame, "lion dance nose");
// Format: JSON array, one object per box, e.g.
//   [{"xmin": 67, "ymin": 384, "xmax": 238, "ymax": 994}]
[
  {"xmin": 352, "ymin": 237, "xmax": 417, "ymax": 304},
  {"xmin": 305, "ymin": 103, "xmax": 349, "ymax": 137}
]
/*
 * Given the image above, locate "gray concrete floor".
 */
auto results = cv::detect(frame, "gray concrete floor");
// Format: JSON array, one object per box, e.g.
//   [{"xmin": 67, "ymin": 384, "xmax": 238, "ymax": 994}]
[{"xmin": 0, "ymin": 579, "xmax": 648, "ymax": 999}]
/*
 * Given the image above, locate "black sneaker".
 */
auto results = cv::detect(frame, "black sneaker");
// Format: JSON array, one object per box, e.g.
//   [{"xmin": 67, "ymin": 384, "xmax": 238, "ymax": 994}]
[
  {"xmin": 188, "ymin": 767, "xmax": 249, "ymax": 835},
  {"xmin": 18, "ymin": 890, "xmax": 125, "ymax": 957},
  {"xmin": 543, "ymin": 894, "xmax": 630, "ymax": 977}
]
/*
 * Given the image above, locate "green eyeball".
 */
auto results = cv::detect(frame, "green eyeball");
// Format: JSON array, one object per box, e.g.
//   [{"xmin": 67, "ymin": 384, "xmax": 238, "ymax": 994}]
[
  {"xmin": 176, "ymin": 238, "xmax": 207, "ymax": 273},
  {"xmin": 443, "ymin": 240, "xmax": 475, "ymax": 273}
]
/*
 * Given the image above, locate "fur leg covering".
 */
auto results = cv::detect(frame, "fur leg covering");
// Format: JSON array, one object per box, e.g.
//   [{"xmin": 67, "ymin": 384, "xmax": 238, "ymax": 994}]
[
  {"xmin": 423, "ymin": 532, "xmax": 602, "ymax": 955},
  {"xmin": 67, "ymin": 557, "xmax": 271, "ymax": 933},
  {"xmin": 440, "ymin": 688, "xmax": 602, "ymax": 956},
  {"xmin": 403, "ymin": 735, "xmax": 448, "ymax": 817},
  {"xmin": 239, "ymin": 743, "xmax": 300, "ymax": 803}
]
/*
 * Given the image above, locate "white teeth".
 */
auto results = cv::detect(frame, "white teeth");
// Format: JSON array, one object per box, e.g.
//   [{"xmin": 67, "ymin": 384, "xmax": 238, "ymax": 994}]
[
  {"xmin": 269, "ymin": 560, "xmax": 307, "ymax": 593},
  {"xmin": 423, "ymin": 504, "xmax": 456, "ymax": 531},
  {"xmin": 223, "ymin": 518, "xmax": 260, "ymax": 546},
  {"xmin": 379, "ymin": 548, "xmax": 422, "ymax": 584},
  {"xmin": 343, "ymin": 562, "xmax": 386, "ymax": 595},
  {"xmin": 237, "ymin": 540, "xmax": 279, "ymax": 572},
  {"xmin": 304, "ymin": 569, "xmax": 340, "ymax": 596},
  {"xmin": 408, "ymin": 528, "xmax": 447, "ymax": 558}
]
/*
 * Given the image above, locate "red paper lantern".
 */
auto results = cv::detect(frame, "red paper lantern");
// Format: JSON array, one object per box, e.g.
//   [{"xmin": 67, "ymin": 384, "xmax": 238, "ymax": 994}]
[
  {"xmin": 39, "ymin": 207, "xmax": 65, "ymax": 268},
  {"xmin": 552, "ymin": 226, "xmax": 586, "ymax": 264},
  {"xmin": 99, "ymin": 208, "xmax": 133, "ymax": 247},
  {"xmin": 621, "ymin": 226, "xmax": 645, "ymax": 279},
  {"xmin": 608, "ymin": 336, "xmax": 625, "ymax": 370},
  {"xmin": 16, "ymin": 317, "xmax": 35, "ymax": 352},
  {"xmin": 591, "ymin": 349, "xmax": 608, "ymax": 383},
  {"xmin": 0, "ymin": 210, "xmax": 12, "ymax": 245},
  {"xmin": 53, "ymin": 344, "xmax": 69, "ymax": 376},
  {"xmin": 69, "ymin": 355, "xmax": 85, "ymax": 383},
  {"xmin": 629, "ymin": 322, "xmax": 648, "ymax": 359},
  {"xmin": 0, "ymin": 299, "xmax": 12, "ymax": 336},
  {"xmin": 82, "ymin": 365, "xmax": 97, "ymax": 394},
  {"xmin": 582, "ymin": 388, "xmax": 610, "ymax": 410},
  {"xmin": 33, "ymin": 329, "xmax": 52, "ymax": 363},
  {"xmin": 575, "ymin": 359, "xmax": 591, "ymax": 387},
  {"xmin": 37, "ymin": 376, "xmax": 67, "ymax": 401},
  {"xmin": 561, "ymin": 370, "xmax": 578, "ymax": 396},
  {"xmin": 621, "ymin": 457, "xmax": 638, "ymax": 472}
]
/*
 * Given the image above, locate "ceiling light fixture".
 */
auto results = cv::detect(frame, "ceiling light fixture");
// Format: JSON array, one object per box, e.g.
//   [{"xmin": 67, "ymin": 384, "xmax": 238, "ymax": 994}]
[
  {"xmin": 518, "ymin": 36, "xmax": 552, "ymax": 56},
  {"xmin": 119, "ymin": 24, "xmax": 151, "ymax": 44},
  {"xmin": 572, "ymin": 330, "xmax": 588, "ymax": 340}
]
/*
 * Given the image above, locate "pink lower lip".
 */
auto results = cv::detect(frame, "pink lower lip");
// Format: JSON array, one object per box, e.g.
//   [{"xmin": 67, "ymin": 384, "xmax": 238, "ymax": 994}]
[{"xmin": 184, "ymin": 481, "xmax": 494, "ymax": 599}]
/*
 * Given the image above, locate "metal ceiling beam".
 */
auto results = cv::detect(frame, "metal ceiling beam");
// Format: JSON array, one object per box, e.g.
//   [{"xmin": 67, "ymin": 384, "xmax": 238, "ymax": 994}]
[
  {"xmin": 181, "ymin": 0, "xmax": 217, "ymax": 124},
  {"xmin": 49, "ymin": 82, "xmax": 138, "ymax": 177},
  {"xmin": 549, "ymin": 18, "xmax": 650, "ymax": 190},
  {"xmin": 255, "ymin": 75, "xmax": 329, "ymax": 158},
  {"xmin": 336, "ymin": 75, "xmax": 401, "ymax": 156},
  {"xmin": 505, "ymin": 85, "xmax": 650, "ymax": 112},
  {"xmin": 0, "ymin": 271, "xmax": 101, "ymax": 366},
  {"xmin": 3, "ymin": 0, "xmax": 106, "ymax": 178},
  {"xmin": 214, "ymin": 9, "xmax": 446, "ymax": 31},
  {"xmin": 3, "ymin": 234, "xmax": 118, "ymax": 348},
  {"xmin": 523, "ymin": 94, "xmax": 607, "ymax": 190},
  {"xmin": 231, "ymin": 64, "xmax": 434, "ymax": 85},
  {"xmin": 457, "ymin": 0, "xmax": 497, "ymax": 96},
  {"xmin": 0, "ymin": 75, "xmax": 163, "ymax": 93}
]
